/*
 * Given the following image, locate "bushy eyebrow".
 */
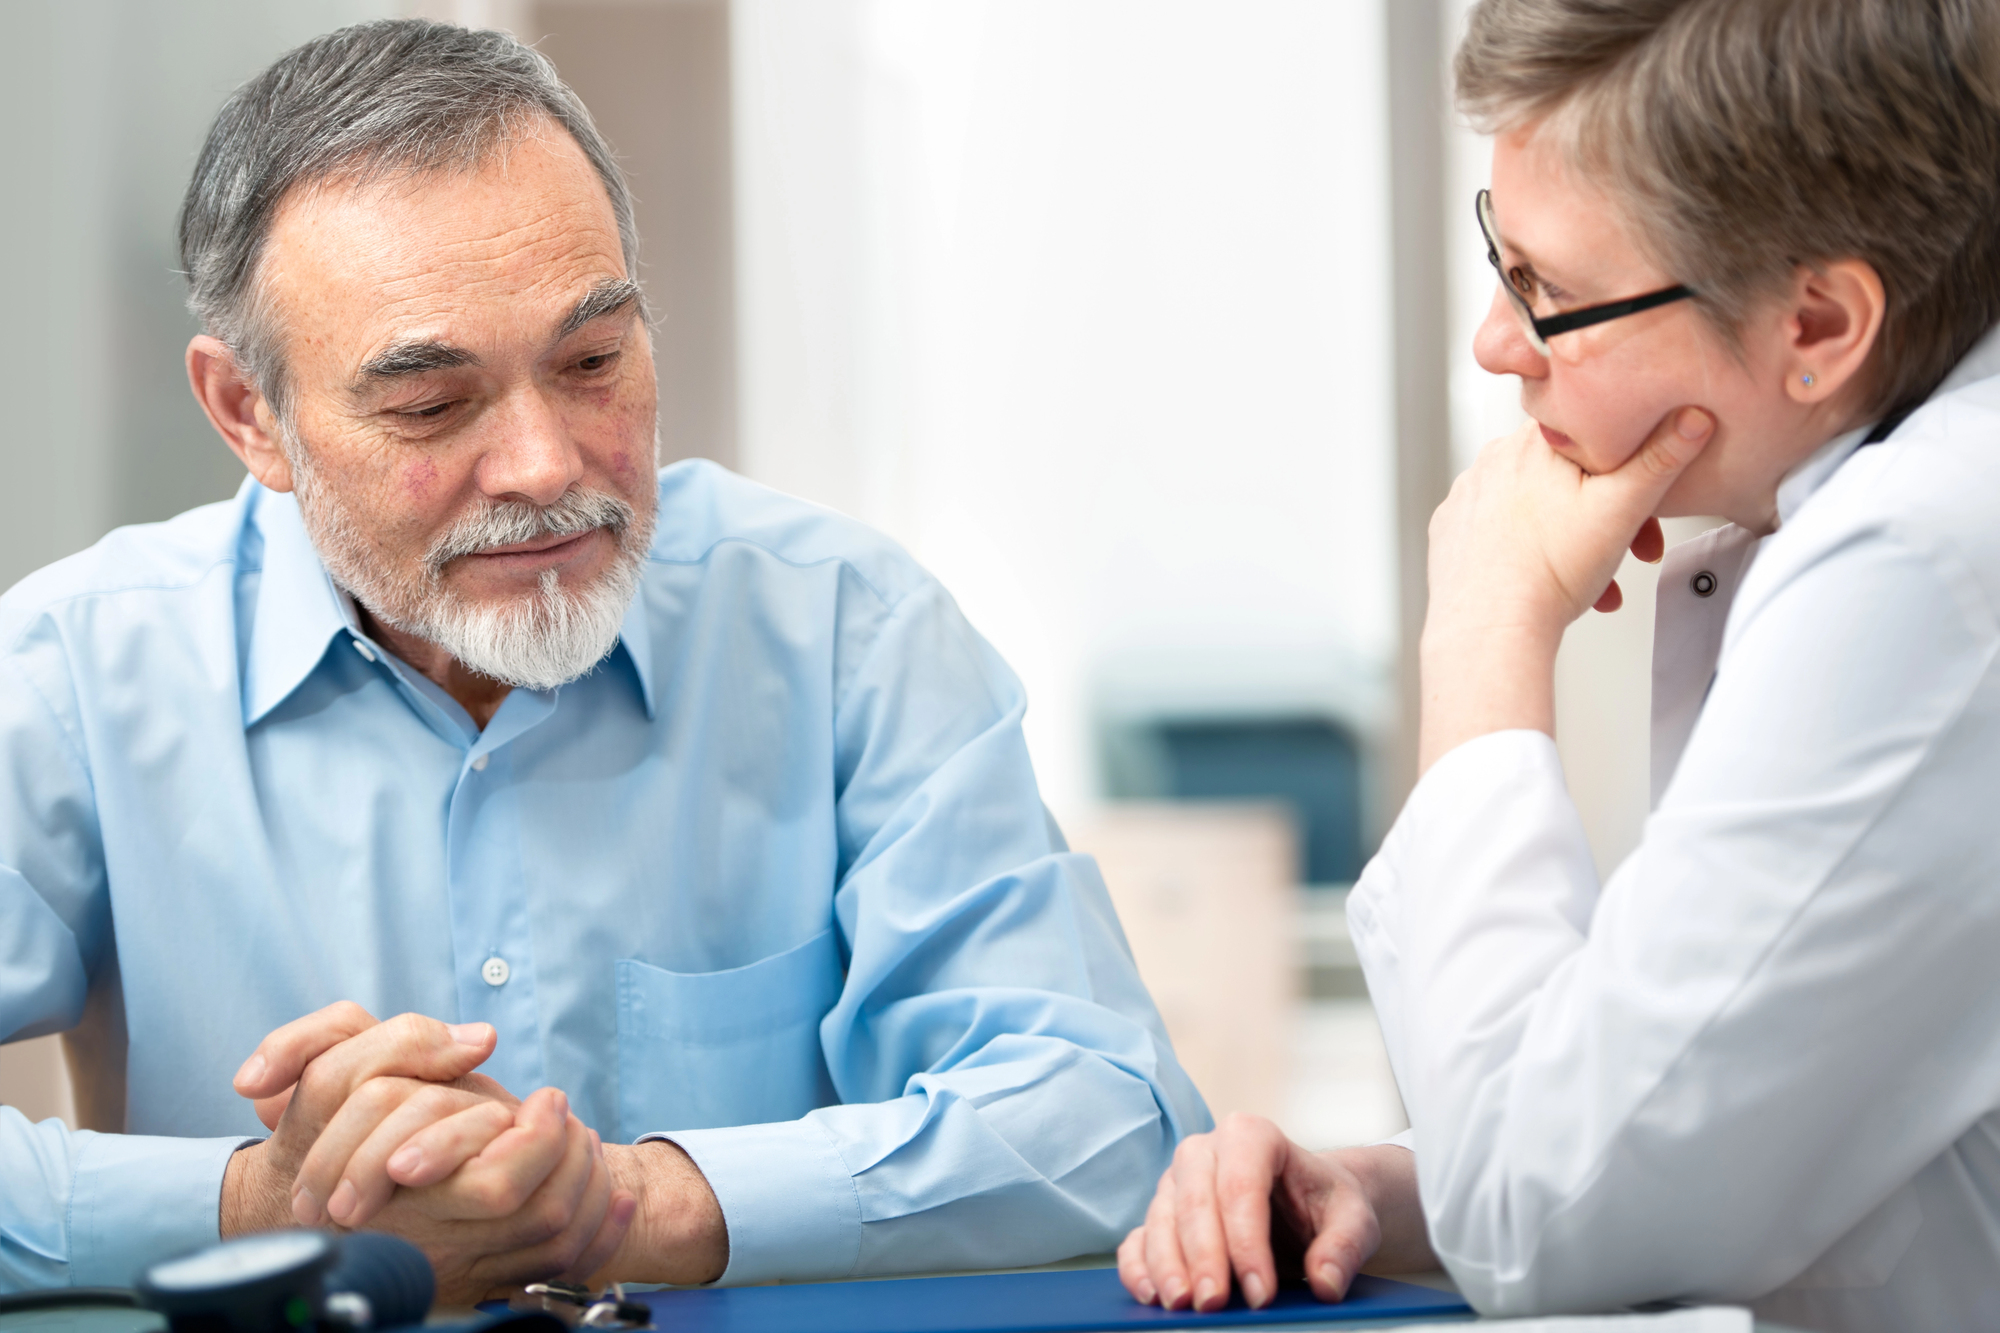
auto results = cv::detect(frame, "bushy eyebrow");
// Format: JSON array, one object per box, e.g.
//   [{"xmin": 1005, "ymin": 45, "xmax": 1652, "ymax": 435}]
[
  {"xmin": 355, "ymin": 340, "xmax": 479, "ymax": 383},
  {"xmin": 349, "ymin": 277, "xmax": 645, "ymax": 398},
  {"xmin": 556, "ymin": 277, "xmax": 644, "ymax": 341}
]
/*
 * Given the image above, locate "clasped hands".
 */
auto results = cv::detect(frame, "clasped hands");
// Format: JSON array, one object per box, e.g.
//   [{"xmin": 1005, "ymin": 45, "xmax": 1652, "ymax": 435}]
[{"xmin": 220, "ymin": 1002, "xmax": 727, "ymax": 1304}]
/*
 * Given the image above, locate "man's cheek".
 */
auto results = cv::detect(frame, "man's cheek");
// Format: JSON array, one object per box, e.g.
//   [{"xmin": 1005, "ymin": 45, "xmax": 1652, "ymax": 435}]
[{"xmin": 403, "ymin": 456, "xmax": 440, "ymax": 500}]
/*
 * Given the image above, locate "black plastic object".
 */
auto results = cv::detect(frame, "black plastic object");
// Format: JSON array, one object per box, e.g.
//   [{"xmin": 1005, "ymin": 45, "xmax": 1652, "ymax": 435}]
[
  {"xmin": 136, "ymin": 1230, "xmax": 435, "ymax": 1333},
  {"xmin": 323, "ymin": 1233, "xmax": 433, "ymax": 1329},
  {"xmin": 136, "ymin": 1231, "xmax": 336, "ymax": 1333}
]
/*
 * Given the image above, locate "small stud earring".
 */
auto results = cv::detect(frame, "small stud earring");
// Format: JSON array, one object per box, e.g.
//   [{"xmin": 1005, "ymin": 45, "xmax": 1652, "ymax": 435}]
[{"xmin": 1801, "ymin": 372, "xmax": 1816, "ymax": 388}]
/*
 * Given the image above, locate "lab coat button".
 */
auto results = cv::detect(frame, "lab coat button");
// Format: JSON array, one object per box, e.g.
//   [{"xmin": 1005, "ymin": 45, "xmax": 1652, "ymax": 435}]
[
  {"xmin": 481, "ymin": 956, "xmax": 510, "ymax": 986},
  {"xmin": 1691, "ymin": 570, "xmax": 1718, "ymax": 597}
]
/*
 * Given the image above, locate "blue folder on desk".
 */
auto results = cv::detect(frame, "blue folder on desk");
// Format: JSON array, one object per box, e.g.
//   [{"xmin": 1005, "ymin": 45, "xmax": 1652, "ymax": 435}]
[{"xmin": 633, "ymin": 1266, "xmax": 1472, "ymax": 1331}]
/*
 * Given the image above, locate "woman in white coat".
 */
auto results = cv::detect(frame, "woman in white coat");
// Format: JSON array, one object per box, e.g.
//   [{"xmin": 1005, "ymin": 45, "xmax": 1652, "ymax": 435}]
[{"xmin": 1119, "ymin": 2, "xmax": 2000, "ymax": 1331}]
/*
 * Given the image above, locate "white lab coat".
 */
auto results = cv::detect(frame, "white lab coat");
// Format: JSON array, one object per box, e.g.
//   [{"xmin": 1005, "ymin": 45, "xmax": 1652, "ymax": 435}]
[{"xmin": 1349, "ymin": 324, "xmax": 2000, "ymax": 1333}]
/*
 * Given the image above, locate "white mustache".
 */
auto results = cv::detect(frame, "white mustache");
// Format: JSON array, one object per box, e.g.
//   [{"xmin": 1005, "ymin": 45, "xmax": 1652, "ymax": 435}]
[{"xmin": 422, "ymin": 488, "xmax": 634, "ymax": 578}]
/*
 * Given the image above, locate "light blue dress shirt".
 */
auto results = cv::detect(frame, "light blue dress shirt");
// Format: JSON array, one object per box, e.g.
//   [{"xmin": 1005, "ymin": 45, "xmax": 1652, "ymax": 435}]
[{"xmin": 0, "ymin": 461, "xmax": 1209, "ymax": 1291}]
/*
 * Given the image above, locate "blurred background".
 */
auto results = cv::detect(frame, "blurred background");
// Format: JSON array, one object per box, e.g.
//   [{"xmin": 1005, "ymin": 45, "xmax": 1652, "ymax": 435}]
[{"xmin": 0, "ymin": 0, "xmax": 1681, "ymax": 1154}]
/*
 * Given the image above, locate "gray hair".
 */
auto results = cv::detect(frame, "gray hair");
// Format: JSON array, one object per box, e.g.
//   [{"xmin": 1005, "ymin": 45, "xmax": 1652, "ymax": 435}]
[
  {"xmin": 177, "ymin": 19, "xmax": 641, "ymax": 422},
  {"xmin": 1457, "ymin": 0, "xmax": 2000, "ymax": 421}
]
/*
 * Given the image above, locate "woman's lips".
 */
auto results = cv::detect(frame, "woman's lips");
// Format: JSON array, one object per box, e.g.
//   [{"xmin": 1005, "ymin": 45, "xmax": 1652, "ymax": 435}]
[{"xmin": 1539, "ymin": 422, "xmax": 1578, "ymax": 449}]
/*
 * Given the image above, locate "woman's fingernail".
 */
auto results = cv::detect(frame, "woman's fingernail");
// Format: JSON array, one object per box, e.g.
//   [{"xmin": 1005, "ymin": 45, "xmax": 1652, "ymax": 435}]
[
  {"xmin": 1242, "ymin": 1272, "xmax": 1268, "ymax": 1308},
  {"xmin": 326, "ymin": 1180, "xmax": 357, "ymax": 1223},
  {"xmin": 1319, "ymin": 1262, "xmax": 1344, "ymax": 1293},
  {"xmin": 1161, "ymin": 1279, "xmax": 1187, "ymax": 1308},
  {"xmin": 1134, "ymin": 1278, "xmax": 1157, "ymax": 1305},
  {"xmin": 388, "ymin": 1144, "xmax": 423, "ymax": 1177},
  {"xmin": 448, "ymin": 1022, "xmax": 490, "ymax": 1046},
  {"xmin": 1194, "ymin": 1279, "xmax": 1219, "ymax": 1310},
  {"xmin": 1678, "ymin": 407, "xmax": 1713, "ymax": 439},
  {"xmin": 290, "ymin": 1185, "xmax": 321, "ymax": 1226},
  {"xmin": 234, "ymin": 1054, "xmax": 266, "ymax": 1089}
]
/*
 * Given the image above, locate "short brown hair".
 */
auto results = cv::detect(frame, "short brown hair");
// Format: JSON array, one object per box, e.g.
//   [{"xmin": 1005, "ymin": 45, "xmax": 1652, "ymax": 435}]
[{"xmin": 1457, "ymin": 0, "xmax": 2000, "ymax": 420}]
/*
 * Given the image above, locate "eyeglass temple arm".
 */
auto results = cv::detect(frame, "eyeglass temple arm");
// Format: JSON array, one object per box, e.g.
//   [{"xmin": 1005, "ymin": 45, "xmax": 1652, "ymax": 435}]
[{"xmin": 1534, "ymin": 285, "xmax": 1696, "ymax": 339}]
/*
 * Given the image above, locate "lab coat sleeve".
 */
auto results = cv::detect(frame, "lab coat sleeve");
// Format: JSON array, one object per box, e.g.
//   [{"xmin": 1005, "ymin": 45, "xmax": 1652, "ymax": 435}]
[
  {"xmin": 0, "ymin": 631, "xmax": 249, "ymax": 1292},
  {"xmin": 1348, "ymin": 528, "xmax": 2000, "ymax": 1315},
  {"xmin": 659, "ymin": 577, "xmax": 1212, "ymax": 1285}
]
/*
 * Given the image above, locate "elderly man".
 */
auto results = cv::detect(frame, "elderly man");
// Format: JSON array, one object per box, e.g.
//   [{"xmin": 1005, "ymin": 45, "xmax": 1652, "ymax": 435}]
[{"xmin": 0, "ymin": 19, "xmax": 1206, "ymax": 1300}]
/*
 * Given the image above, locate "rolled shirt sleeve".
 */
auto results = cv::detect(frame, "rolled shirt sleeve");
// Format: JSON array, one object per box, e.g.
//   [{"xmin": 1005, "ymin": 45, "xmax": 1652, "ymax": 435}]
[{"xmin": 652, "ymin": 577, "xmax": 1211, "ymax": 1284}]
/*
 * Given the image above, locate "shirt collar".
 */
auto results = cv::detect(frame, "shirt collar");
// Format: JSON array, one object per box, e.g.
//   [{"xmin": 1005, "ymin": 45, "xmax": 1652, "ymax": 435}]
[
  {"xmin": 238, "ymin": 481, "xmax": 659, "ymax": 727},
  {"xmin": 241, "ymin": 483, "xmax": 353, "ymax": 727}
]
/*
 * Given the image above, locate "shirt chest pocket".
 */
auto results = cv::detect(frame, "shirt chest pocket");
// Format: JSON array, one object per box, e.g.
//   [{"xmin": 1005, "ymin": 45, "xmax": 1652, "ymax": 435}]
[{"xmin": 615, "ymin": 927, "xmax": 844, "ymax": 1142}]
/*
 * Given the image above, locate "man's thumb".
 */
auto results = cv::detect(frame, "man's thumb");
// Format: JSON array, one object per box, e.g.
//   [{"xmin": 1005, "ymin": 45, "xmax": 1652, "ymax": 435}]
[{"xmin": 1610, "ymin": 406, "xmax": 1714, "ymax": 510}]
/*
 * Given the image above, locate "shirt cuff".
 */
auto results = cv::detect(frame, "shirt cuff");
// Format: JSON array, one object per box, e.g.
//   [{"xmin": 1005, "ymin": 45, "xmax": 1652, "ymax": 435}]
[
  {"xmin": 66, "ymin": 1132, "xmax": 255, "ymax": 1287},
  {"xmin": 641, "ymin": 1118, "xmax": 862, "ymax": 1286},
  {"xmin": 1371, "ymin": 1128, "xmax": 1415, "ymax": 1152}
]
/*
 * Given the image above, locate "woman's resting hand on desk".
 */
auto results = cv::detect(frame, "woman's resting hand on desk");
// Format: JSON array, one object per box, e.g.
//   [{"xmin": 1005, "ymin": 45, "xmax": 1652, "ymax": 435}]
[{"xmin": 1116, "ymin": 1113, "xmax": 1434, "ymax": 1312}]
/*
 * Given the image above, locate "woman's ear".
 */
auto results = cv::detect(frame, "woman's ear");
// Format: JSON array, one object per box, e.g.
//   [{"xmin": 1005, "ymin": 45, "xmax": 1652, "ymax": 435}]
[
  {"xmin": 1783, "ymin": 259, "xmax": 1886, "ymax": 408},
  {"xmin": 186, "ymin": 335, "xmax": 297, "ymax": 493}
]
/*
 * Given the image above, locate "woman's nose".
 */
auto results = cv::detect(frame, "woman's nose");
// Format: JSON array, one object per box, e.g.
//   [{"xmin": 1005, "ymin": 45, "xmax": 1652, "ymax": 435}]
[{"xmin": 1473, "ymin": 286, "xmax": 1547, "ymax": 381}]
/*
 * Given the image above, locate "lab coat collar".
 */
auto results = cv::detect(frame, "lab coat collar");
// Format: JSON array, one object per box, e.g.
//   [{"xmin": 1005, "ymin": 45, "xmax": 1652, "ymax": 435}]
[
  {"xmin": 1773, "ymin": 320, "xmax": 2000, "ymax": 528},
  {"xmin": 238, "ymin": 479, "xmax": 658, "ymax": 727},
  {"xmin": 1774, "ymin": 425, "xmax": 1871, "ymax": 528}
]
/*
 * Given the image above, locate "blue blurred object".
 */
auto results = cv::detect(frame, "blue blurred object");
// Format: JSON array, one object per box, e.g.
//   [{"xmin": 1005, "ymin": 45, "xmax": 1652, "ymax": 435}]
[{"xmin": 1105, "ymin": 717, "xmax": 1366, "ymax": 884}]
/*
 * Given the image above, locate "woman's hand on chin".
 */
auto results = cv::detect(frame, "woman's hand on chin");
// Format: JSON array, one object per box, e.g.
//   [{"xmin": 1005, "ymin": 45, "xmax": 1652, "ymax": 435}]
[
  {"xmin": 1115, "ymin": 1114, "xmax": 1434, "ymax": 1313},
  {"xmin": 1417, "ymin": 407, "xmax": 1715, "ymax": 774}
]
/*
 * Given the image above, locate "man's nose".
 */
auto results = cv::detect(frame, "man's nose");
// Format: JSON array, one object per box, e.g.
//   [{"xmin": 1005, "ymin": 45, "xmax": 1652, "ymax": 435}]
[
  {"xmin": 1473, "ymin": 286, "xmax": 1547, "ymax": 381},
  {"xmin": 475, "ymin": 389, "xmax": 584, "ymax": 506}
]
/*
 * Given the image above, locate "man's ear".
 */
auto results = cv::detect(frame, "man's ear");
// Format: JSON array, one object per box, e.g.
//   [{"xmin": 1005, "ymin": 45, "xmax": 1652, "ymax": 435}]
[
  {"xmin": 187, "ymin": 335, "xmax": 296, "ymax": 493},
  {"xmin": 1783, "ymin": 258, "xmax": 1886, "ymax": 408}
]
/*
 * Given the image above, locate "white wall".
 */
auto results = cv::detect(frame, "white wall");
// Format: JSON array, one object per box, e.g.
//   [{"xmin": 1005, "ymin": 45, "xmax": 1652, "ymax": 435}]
[{"xmin": 733, "ymin": 0, "xmax": 1399, "ymax": 819}]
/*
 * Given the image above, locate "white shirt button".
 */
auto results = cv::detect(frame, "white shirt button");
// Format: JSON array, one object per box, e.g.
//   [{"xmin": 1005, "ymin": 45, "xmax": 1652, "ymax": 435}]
[
  {"xmin": 481, "ymin": 956, "xmax": 510, "ymax": 987},
  {"xmin": 470, "ymin": 752, "xmax": 490, "ymax": 771},
  {"xmin": 352, "ymin": 638, "xmax": 377, "ymax": 663}
]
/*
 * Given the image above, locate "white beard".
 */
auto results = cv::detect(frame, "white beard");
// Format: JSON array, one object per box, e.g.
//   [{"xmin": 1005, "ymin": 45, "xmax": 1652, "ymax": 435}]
[{"xmin": 287, "ymin": 449, "xmax": 654, "ymax": 692}]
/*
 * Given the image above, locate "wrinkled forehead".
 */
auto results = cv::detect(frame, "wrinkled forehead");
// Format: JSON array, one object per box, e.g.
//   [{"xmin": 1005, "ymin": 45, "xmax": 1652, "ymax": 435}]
[{"xmin": 254, "ymin": 124, "xmax": 630, "ymax": 383}]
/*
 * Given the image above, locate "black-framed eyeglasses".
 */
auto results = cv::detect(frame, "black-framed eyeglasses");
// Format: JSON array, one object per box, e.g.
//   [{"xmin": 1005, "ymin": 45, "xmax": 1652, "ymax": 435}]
[{"xmin": 1477, "ymin": 189, "xmax": 1695, "ymax": 356}]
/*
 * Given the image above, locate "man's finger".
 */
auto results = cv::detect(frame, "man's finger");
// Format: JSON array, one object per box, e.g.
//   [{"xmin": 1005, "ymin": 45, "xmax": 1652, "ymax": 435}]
[
  {"xmin": 436, "ymin": 1087, "xmax": 573, "ymax": 1223},
  {"xmin": 254, "ymin": 1088, "xmax": 296, "ymax": 1132},
  {"xmin": 388, "ymin": 1100, "xmax": 518, "ymax": 1189},
  {"xmin": 572, "ymin": 1188, "xmax": 640, "ymax": 1286},
  {"xmin": 293, "ymin": 1078, "xmax": 470, "ymax": 1226},
  {"xmin": 235, "ymin": 1001, "xmax": 379, "ymax": 1100},
  {"xmin": 314, "ymin": 1084, "xmax": 507, "ymax": 1229},
  {"xmin": 275, "ymin": 1012, "xmax": 498, "ymax": 1145},
  {"xmin": 468, "ymin": 1101, "xmax": 601, "ymax": 1266}
]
